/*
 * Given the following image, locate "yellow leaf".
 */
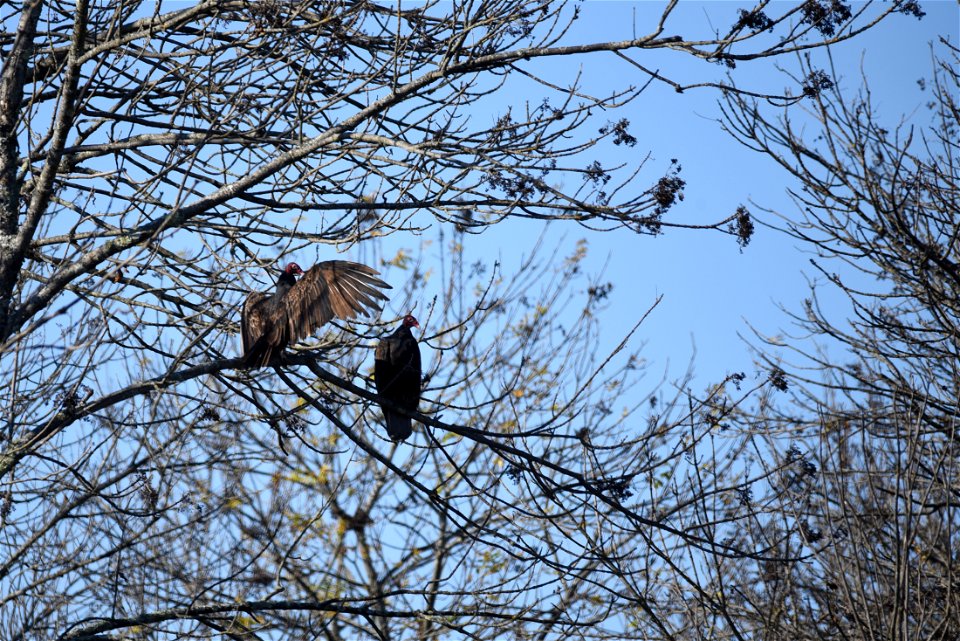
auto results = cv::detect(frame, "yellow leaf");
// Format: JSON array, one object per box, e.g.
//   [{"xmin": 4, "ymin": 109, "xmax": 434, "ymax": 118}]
[
  {"xmin": 384, "ymin": 249, "xmax": 411, "ymax": 269},
  {"xmin": 285, "ymin": 466, "xmax": 331, "ymax": 487}
]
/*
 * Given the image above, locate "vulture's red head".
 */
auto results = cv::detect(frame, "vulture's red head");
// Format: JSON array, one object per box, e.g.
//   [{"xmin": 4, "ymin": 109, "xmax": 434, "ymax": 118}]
[
  {"xmin": 403, "ymin": 314, "xmax": 420, "ymax": 328},
  {"xmin": 284, "ymin": 262, "xmax": 304, "ymax": 277}
]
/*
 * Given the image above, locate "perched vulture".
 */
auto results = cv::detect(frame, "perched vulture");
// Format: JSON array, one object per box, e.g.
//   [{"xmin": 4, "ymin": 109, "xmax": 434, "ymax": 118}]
[
  {"xmin": 375, "ymin": 314, "xmax": 422, "ymax": 442},
  {"xmin": 242, "ymin": 261, "xmax": 391, "ymax": 368}
]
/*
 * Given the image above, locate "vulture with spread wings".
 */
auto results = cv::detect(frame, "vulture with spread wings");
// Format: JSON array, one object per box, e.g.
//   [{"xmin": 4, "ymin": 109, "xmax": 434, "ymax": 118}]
[
  {"xmin": 242, "ymin": 261, "xmax": 391, "ymax": 368},
  {"xmin": 375, "ymin": 314, "xmax": 422, "ymax": 441}
]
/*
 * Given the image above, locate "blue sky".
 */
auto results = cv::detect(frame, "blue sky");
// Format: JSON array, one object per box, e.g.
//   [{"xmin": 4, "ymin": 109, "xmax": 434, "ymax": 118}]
[
  {"xmin": 57, "ymin": 0, "xmax": 952, "ymax": 391},
  {"xmin": 3, "ymin": 0, "xmax": 953, "ymax": 394},
  {"xmin": 418, "ymin": 0, "xmax": 959, "ymax": 388}
]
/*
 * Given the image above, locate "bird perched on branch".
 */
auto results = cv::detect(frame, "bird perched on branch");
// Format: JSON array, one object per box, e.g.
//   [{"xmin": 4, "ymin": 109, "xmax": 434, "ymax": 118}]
[
  {"xmin": 375, "ymin": 314, "xmax": 422, "ymax": 442},
  {"xmin": 241, "ymin": 261, "xmax": 391, "ymax": 368}
]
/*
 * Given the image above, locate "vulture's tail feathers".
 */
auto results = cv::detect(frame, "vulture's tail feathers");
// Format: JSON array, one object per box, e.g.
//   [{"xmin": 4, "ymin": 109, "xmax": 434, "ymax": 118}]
[
  {"xmin": 385, "ymin": 412, "xmax": 413, "ymax": 442},
  {"xmin": 244, "ymin": 336, "xmax": 280, "ymax": 368}
]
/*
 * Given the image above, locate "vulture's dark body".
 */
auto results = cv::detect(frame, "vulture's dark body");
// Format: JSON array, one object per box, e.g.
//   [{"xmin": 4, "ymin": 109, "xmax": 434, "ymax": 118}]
[
  {"xmin": 241, "ymin": 271, "xmax": 297, "ymax": 367},
  {"xmin": 375, "ymin": 324, "xmax": 421, "ymax": 441}
]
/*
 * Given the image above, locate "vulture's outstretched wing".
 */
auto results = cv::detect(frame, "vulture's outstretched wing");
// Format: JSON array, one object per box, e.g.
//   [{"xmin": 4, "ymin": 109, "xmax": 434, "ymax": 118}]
[
  {"xmin": 281, "ymin": 261, "xmax": 391, "ymax": 345},
  {"xmin": 241, "ymin": 260, "xmax": 391, "ymax": 368}
]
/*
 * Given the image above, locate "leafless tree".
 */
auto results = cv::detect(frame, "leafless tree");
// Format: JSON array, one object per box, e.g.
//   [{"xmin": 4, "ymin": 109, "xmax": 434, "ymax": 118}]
[
  {"xmin": 687, "ymin": 38, "xmax": 959, "ymax": 641},
  {"xmin": 0, "ymin": 1, "xmax": 924, "ymax": 639}
]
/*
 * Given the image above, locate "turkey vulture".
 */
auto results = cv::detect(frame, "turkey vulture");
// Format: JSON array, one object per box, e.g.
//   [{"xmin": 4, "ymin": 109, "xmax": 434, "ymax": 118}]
[
  {"xmin": 375, "ymin": 314, "xmax": 421, "ymax": 441},
  {"xmin": 242, "ymin": 261, "xmax": 391, "ymax": 368}
]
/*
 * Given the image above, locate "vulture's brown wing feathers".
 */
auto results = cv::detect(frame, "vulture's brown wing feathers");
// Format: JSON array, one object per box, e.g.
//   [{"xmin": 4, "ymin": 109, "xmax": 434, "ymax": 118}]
[
  {"xmin": 281, "ymin": 261, "xmax": 391, "ymax": 344},
  {"xmin": 242, "ymin": 291, "xmax": 287, "ymax": 367},
  {"xmin": 241, "ymin": 291, "xmax": 269, "ymax": 354}
]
